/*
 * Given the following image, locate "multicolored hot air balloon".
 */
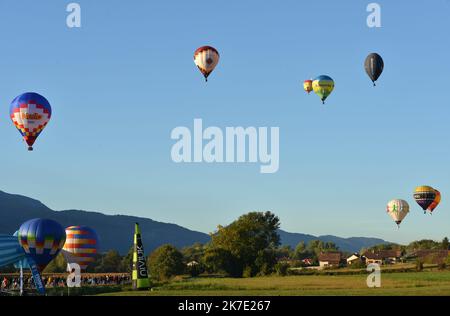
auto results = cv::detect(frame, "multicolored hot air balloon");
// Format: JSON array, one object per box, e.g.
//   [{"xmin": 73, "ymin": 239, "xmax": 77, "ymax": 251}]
[
  {"xmin": 312, "ymin": 75, "xmax": 334, "ymax": 104},
  {"xmin": 10, "ymin": 92, "xmax": 52, "ymax": 151},
  {"xmin": 387, "ymin": 199, "xmax": 409, "ymax": 228},
  {"xmin": 427, "ymin": 189, "xmax": 441, "ymax": 214},
  {"xmin": 13, "ymin": 231, "xmax": 30, "ymax": 270},
  {"xmin": 62, "ymin": 226, "xmax": 99, "ymax": 271},
  {"xmin": 303, "ymin": 79, "xmax": 313, "ymax": 94},
  {"xmin": 0, "ymin": 234, "xmax": 26, "ymax": 268},
  {"xmin": 364, "ymin": 53, "xmax": 384, "ymax": 86},
  {"xmin": 194, "ymin": 46, "xmax": 220, "ymax": 82},
  {"xmin": 18, "ymin": 218, "xmax": 66, "ymax": 272},
  {"xmin": 413, "ymin": 186, "xmax": 436, "ymax": 213}
]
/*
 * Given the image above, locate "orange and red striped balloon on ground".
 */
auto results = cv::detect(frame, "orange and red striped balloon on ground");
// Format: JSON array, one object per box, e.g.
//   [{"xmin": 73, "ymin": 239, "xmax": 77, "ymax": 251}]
[{"xmin": 62, "ymin": 226, "xmax": 99, "ymax": 271}]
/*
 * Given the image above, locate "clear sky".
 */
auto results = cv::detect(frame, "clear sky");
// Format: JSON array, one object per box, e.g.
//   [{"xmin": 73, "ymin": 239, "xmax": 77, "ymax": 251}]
[{"xmin": 0, "ymin": 0, "xmax": 449, "ymax": 244}]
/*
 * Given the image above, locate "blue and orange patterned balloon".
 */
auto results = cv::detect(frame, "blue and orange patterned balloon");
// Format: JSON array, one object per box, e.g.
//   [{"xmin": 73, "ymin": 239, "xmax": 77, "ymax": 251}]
[
  {"xmin": 18, "ymin": 218, "xmax": 66, "ymax": 272},
  {"xmin": 62, "ymin": 226, "xmax": 99, "ymax": 271},
  {"xmin": 10, "ymin": 92, "xmax": 52, "ymax": 151}
]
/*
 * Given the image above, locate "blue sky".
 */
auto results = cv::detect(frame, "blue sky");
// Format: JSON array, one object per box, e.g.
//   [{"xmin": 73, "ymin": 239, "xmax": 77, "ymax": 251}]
[{"xmin": 0, "ymin": 0, "xmax": 449, "ymax": 244}]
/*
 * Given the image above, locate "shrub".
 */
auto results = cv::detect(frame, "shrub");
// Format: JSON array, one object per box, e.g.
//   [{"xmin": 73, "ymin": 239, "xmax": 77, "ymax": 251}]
[
  {"xmin": 415, "ymin": 260, "xmax": 424, "ymax": 272},
  {"xmin": 148, "ymin": 244, "xmax": 184, "ymax": 281},
  {"xmin": 242, "ymin": 266, "xmax": 253, "ymax": 278},
  {"xmin": 275, "ymin": 262, "xmax": 289, "ymax": 276}
]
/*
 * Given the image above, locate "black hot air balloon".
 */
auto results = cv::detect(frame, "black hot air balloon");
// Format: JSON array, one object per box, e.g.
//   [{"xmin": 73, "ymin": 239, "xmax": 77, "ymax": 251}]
[{"xmin": 364, "ymin": 53, "xmax": 384, "ymax": 86}]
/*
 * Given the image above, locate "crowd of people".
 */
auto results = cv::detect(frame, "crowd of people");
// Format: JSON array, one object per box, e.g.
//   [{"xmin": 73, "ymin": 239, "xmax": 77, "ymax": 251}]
[{"xmin": 1, "ymin": 274, "xmax": 131, "ymax": 291}]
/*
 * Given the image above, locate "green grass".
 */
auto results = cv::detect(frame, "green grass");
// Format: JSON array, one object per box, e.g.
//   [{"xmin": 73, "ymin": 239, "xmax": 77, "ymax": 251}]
[{"xmin": 99, "ymin": 270, "xmax": 450, "ymax": 296}]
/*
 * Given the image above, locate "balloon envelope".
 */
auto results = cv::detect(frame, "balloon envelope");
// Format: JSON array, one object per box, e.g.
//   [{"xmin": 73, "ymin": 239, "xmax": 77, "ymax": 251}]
[
  {"xmin": 364, "ymin": 53, "xmax": 384, "ymax": 85},
  {"xmin": 303, "ymin": 80, "xmax": 313, "ymax": 94},
  {"xmin": 9, "ymin": 92, "xmax": 52, "ymax": 151},
  {"xmin": 18, "ymin": 218, "xmax": 66, "ymax": 272},
  {"xmin": 413, "ymin": 186, "xmax": 436, "ymax": 211},
  {"xmin": 428, "ymin": 189, "xmax": 441, "ymax": 213},
  {"xmin": 387, "ymin": 199, "xmax": 409, "ymax": 226},
  {"xmin": 194, "ymin": 46, "xmax": 220, "ymax": 81},
  {"xmin": 13, "ymin": 231, "xmax": 30, "ymax": 269},
  {"xmin": 62, "ymin": 226, "xmax": 99, "ymax": 271},
  {"xmin": 0, "ymin": 234, "xmax": 26, "ymax": 268},
  {"xmin": 312, "ymin": 75, "xmax": 334, "ymax": 104}
]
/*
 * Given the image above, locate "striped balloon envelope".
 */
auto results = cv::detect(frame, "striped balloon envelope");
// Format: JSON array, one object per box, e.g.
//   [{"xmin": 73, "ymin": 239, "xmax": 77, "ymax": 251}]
[
  {"xmin": 194, "ymin": 46, "xmax": 220, "ymax": 82},
  {"xmin": 413, "ymin": 186, "xmax": 436, "ymax": 212},
  {"xmin": 0, "ymin": 234, "xmax": 26, "ymax": 268},
  {"xmin": 62, "ymin": 226, "xmax": 99, "ymax": 271}
]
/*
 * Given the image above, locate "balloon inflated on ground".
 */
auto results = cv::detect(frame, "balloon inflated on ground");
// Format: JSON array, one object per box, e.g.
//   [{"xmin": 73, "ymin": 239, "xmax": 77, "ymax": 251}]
[
  {"xmin": 0, "ymin": 234, "xmax": 26, "ymax": 268},
  {"xmin": 62, "ymin": 226, "xmax": 99, "ymax": 271},
  {"xmin": 194, "ymin": 46, "xmax": 220, "ymax": 82},
  {"xmin": 9, "ymin": 92, "xmax": 52, "ymax": 151},
  {"xmin": 17, "ymin": 218, "xmax": 66, "ymax": 272},
  {"xmin": 386, "ymin": 199, "xmax": 410, "ymax": 228},
  {"xmin": 312, "ymin": 75, "xmax": 334, "ymax": 104}
]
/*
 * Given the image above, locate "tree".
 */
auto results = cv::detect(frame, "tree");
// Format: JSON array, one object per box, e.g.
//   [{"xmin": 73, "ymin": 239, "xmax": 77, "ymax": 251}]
[
  {"xmin": 182, "ymin": 243, "xmax": 206, "ymax": 263},
  {"xmin": 43, "ymin": 253, "xmax": 67, "ymax": 273},
  {"xmin": 202, "ymin": 247, "xmax": 240, "ymax": 276},
  {"xmin": 293, "ymin": 241, "xmax": 308, "ymax": 259},
  {"xmin": 306, "ymin": 240, "xmax": 339, "ymax": 260},
  {"xmin": 407, "ymin": 239, "xmax": 440, "ymax": 252},
  {"xmin": 120, "ymin": 247, "xmax": 134, "ymax": 273},
  {"xmin": 95, "ymin": 250, "xmax": 123, "ymax": 273},
  {"xmin": 442, "ymin": 237, "xmax": 449, "ymax": 250},
  {"xmin": 208, "ymin": 211, "xmax": 280, "ymax": 277},
  {"xmin": 275, "ymin": 245, "xmax": 293, "ymax": 260},
  {"xmin": 148, "ymin": 244, "xmax": 184, "ymax": 280}
]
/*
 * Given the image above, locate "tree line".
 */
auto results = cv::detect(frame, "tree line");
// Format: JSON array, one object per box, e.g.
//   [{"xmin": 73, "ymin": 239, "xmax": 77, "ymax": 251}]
[{"xmin": 2, "ymin": 211, "xmax": 449, "ymax": 278}]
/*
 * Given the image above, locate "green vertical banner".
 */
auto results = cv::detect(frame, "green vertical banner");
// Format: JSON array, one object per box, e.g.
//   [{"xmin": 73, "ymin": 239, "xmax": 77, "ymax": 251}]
[{"xmin": 132, "ymin": 222, "xmax": 150, "ymax": 290}]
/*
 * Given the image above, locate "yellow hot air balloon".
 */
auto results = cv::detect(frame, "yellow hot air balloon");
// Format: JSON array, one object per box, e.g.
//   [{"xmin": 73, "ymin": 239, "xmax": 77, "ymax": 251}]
[
  {"xmin": 387, "ymin": 199, "xmax": 409, "ymax": 228},
  {"xmin": 303, "ymin": 79, "xmax": 313, "ymax": 94},
  {"xmin": 312, "ymin": 75, "xmax": 334, "ymax": 104},
  {"xmin": 413, "ymin": 186, "xmax": 436, "ymax": 213}
]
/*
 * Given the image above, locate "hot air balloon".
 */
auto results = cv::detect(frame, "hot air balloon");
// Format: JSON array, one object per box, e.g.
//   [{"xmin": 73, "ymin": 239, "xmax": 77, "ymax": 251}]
[
  {"xmin": 386, "ymin": 199, "xmax": 409, "ymax": 228},
  {"xmin": 194, "ymin": 46, "xmax": 220, "ymax": 82},
  {"xmin": 0, "ymin": 234, "xmax": 26, "ymax": 268},
  {"xmin": 312, "ymin": 75, "xmax": 334, "ymax": 104},
  {"xmin": 413, "ymin": 186, "xmax": 436, "ymax": 213},
  {"xmin": 10, "ymin": 92, "xmax": 52, "ymax": 151},
  {"xmin": 62, "ymin": 226, "xmax": 99, "ymax": 271},
  {"xmin": 427, "ymin": 189, "xmax": 441, "ymax": 214},
  {"xmin": 364, "ymin": 53, "xmax": 384, "ymax": 86},
  {"xmin": 17, "ymin": 218, "xmax": 66, "ymax": 272},
  {"xmin": 303, "ymin": 79, "xmax": 313, "ymax": 94}
]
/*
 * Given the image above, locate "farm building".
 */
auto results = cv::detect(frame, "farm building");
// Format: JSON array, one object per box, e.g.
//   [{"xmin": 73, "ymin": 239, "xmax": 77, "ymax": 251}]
[
  {"xmin": 363, "ymin": 250, "xmax": 402, "ymax": 265},
  {"xmin": 318, "ymin": 252, "xmax": 342, "ymax": 268}
]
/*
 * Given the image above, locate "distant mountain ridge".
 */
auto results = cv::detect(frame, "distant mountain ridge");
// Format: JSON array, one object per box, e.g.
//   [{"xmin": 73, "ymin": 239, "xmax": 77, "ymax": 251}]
[{"xmin": 0, "ymin": 190, "xmax": 388, "ymax": 254}]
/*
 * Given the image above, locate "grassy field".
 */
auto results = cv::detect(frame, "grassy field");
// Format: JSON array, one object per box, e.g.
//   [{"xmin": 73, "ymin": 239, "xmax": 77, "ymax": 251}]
[{"xmin": 101, "ymin": 270, "xmax": 450, "ymax": 296}]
